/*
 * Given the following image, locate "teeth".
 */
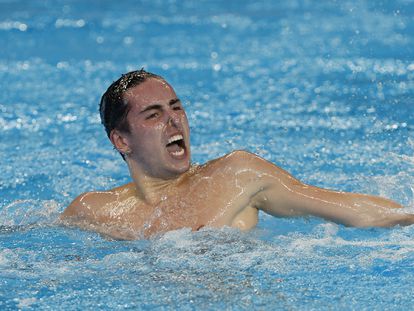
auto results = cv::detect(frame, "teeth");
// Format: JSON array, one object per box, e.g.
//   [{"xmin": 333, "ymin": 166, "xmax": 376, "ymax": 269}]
[
  {"xmin": 167, "ymin": 134, "xmax": 183, "ymax": 144},
  {"xmin": 171, "ymin": 149, "xmax": 184, "ymax": 156}
]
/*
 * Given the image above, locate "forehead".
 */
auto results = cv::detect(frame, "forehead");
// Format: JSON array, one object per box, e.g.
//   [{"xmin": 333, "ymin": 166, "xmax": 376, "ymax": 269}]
[{"xmin": 123, "ymin": 78, "xmax": 177, "ymax": 109}]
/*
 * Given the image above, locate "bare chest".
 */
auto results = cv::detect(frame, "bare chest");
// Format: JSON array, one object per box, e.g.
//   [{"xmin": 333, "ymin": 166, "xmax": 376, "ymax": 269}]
[
  {"xmin": 95, "ymin": 161, "xmax": 262, "ymax": 238},
  {"xmin": 118, "ymin": 173, "xmax": 258, "ymax": 236},
  {"xmin": 132, "ymin": 179, "xmax": 234, "ymax": 235}
]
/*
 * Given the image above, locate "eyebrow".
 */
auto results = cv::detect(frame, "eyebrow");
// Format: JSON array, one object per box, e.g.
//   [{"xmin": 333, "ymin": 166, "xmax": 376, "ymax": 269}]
[
  {"xmin": 169, "ymin": 98, "xmax": 180, "ymax": 105},
  {"xmin": 139, "ymin": 98, "xmax": 181, "ymax": 113}
]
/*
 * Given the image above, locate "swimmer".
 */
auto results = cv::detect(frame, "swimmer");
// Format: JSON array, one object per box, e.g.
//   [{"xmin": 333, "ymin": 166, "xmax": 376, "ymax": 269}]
[{"xmin": 61, "ymin": 69, "xmax": 414, "ymax": 239}]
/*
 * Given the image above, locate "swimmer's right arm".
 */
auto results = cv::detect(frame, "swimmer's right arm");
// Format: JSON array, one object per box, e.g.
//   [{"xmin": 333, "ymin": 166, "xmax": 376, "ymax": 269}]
[
  {"xmin": 60, "ymin": 192, "xmax": 108, "ymax": 225},
  {"xmin": 60, "ymin": 192, "xmax": 138, "ymax": 240},
  {"xmin": 60, "ymin": 197, "xmax": 79, "ymax": 220},
  {"xmin": 60, "ymin": 193, "xmax": 91, "ymax": 220}
]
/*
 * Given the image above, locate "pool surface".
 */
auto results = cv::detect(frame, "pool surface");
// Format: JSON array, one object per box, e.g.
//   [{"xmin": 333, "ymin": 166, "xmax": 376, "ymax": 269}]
[{"xmin": 1, "ymin": 0, "xmax": 414, "ymax": 309}]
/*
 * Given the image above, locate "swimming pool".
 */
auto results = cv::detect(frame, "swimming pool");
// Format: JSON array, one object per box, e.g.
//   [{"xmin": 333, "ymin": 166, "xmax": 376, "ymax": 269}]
[{"xmin": 1, "ymin": 0, "xmax": 414, "ymax": 309}]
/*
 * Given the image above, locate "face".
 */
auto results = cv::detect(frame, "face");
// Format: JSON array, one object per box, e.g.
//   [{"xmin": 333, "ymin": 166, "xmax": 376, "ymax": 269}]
[{"xmin": 120, "ymin": 78, "xmax": 191, "ymax": 179}]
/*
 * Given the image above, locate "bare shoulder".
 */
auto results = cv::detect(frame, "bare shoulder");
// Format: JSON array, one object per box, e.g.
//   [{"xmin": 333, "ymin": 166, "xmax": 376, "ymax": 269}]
[
  {"xmin": 60, "ymin": 183, "xmax": 136, "ymax": 221},
  {"xmin": 219, "ymin": 150, "xmax": 259, "ymax": 163},
  {"xmin": 202, "ymin": 150, "xmax": 276, "ymax": 176},
  {"xmin": 195, "ymin": 150, "xmax": 272, "ymax": 189},
  {"xmin": 203, "ymin": 150, "xmax": 259, "ymax": 170},
  {"xmin": 200, "ymin": 150, "xmax": 300, "ymax": 194}
]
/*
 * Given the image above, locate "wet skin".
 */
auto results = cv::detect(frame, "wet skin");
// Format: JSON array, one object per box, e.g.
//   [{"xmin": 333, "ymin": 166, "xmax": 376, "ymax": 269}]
[{"xmin": 61, "ymin": 78, "xmax": 414, "ymax": 240}]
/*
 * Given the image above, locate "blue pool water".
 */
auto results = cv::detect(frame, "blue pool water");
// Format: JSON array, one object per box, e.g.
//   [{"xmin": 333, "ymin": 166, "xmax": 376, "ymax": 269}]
[{"xmin": 1, "ymin": 0, "xmax": 414, "ymax": 309}]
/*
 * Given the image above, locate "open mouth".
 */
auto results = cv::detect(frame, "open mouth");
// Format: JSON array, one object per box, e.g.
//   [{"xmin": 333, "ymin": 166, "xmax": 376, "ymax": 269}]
[{"xmin": 166, "ymin": 134, "xmax": 186, "ymax": 157}]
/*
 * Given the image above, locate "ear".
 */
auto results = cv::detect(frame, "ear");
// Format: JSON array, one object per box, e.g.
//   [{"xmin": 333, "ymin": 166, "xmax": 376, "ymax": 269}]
[{"xmin": 110, "ymin": 129, "xmax": 131, "ymax": 155}]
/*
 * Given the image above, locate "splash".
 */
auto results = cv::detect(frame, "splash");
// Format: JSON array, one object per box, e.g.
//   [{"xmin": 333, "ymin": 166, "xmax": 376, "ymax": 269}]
[
  {"xmin": 0, "ymin": 199, "xmax": 61, "ymax": 229},
  {"xmin": 373, "ymin": 138, "xmax": 414, "ymax": 209}
]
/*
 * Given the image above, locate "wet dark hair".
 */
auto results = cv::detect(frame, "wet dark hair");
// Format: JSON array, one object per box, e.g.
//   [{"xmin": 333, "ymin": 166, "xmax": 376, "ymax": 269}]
[
  {"xmin": 99, "ymin": 69, "xmax": 163, "ymax": 159},
  {"xmin": 99, "ymin": 68, "xmax": 163, "ymax": 137}
]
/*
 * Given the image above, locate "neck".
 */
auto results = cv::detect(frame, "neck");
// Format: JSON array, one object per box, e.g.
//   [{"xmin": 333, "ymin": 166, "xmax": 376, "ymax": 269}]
[{"xmin": 126, "ymin": 160, "xmax": 183, "ymax": 205}]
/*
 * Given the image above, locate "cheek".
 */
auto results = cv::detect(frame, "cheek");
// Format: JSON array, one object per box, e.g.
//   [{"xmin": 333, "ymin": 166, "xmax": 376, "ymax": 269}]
[
  {"xmin": 154, "ymin": 122, "xmax": 164, "ymax": 130},
  {"xmin": 140, "ymin": 118, "xmax": 166, "ymax": 130},
  {"xmin": 183, "ymin": 117, "xmax": 190, "ymax": 135},
  {"xmin": 181, "ymin": 113, "xmax": 189, "ymax": 127},
  {"xmin": 133, "ymin": 121, "xmax": 162, "ymax": 134},
  {"xmin": 129, "ymin": 124, "xmax": 164, "ymax": 146}
]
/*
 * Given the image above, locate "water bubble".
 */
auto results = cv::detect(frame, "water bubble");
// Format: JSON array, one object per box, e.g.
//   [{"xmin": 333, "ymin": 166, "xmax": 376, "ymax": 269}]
[
  {"xmin": 123, "ymin": 36, "xmax": 134, "ymax": 45},
  {"xmin": 18, "ymin": 23, "xmax": 27, "ymax": 31},
  {"xmin": 56, "ymin": 62, "xmax": 69, "ymax": 69},
  {"xmin": 76, "ymin": 19, "xmax": 85, "ymax": 27}
]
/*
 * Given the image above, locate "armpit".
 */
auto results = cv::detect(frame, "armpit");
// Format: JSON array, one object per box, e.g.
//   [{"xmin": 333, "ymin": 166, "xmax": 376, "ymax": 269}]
[{"xmin": 230, "ymin": 206, "xmax": 259, "ymax": 231}]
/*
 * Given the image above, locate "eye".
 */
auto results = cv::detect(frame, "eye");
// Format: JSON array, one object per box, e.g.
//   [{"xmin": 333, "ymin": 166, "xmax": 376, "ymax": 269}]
[
  {"xmin": 172, "ymin": 104, "xmax": 182, "ymax": 111},
  {"xmin": 146, "ymin": 112, "xmax": 159, "ymax": 119}
]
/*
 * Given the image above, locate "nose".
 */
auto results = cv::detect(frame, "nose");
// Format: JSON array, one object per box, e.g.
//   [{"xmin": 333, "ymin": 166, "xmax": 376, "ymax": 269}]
[
  {"xmin": 167, "ymin": 110, "xmax": 179, "ymax": 127},
  {"xmin": 167, "ymin": 116, "xmax": 174, "ymax": 126}
]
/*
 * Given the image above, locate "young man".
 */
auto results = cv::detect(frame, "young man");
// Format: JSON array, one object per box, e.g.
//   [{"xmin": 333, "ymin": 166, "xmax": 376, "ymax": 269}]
[{"xmin": 61, "ymin": 69, "xmax": 414, "ymax": 239}]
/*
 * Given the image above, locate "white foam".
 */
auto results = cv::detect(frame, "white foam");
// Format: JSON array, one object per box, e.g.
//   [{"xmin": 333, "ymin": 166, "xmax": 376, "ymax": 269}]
[
  {"xmin": 0, "ymin": 200, "xmax": 61, "ymax": 226},
  {"xmin": 16, "ymin": 297, "xmax": 37, "ymax": 308}
]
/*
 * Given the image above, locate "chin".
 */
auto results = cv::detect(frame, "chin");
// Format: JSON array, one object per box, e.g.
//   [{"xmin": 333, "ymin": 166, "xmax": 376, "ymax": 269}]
[
  {"xmin": 171, "ymin": 160, "xmax": 191, "ymax": 175},
  {"xmin": 164, "ymin": 149, "xmax": 191, "ymax": 174}
]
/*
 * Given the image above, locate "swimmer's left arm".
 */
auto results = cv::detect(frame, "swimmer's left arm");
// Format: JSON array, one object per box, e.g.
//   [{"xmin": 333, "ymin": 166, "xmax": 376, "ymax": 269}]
[
  {"xmin": 256, "ymin": 179, "xmax": 414, "ymax": 227},
  {"xmin": 228, "ymin": 150, "xmax": 414, "ymax": 228}
]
